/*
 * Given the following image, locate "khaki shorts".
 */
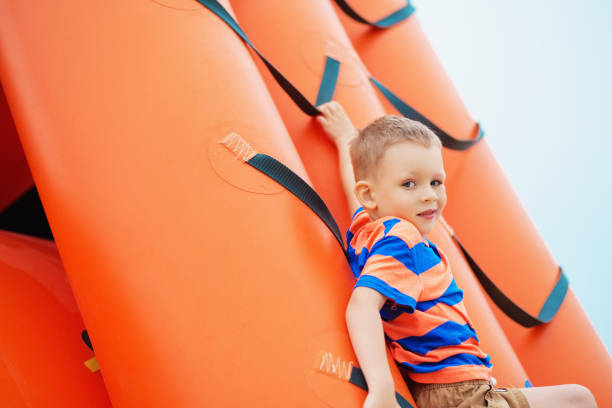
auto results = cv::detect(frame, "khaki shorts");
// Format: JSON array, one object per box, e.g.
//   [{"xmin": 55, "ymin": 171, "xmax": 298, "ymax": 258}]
[{"xmin": 411, "ymin": 379, "xmax": 530, "ymax": 408}]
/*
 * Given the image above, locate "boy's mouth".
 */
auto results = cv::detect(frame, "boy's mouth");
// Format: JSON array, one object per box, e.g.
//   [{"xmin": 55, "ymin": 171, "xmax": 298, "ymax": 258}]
[{"xmin": 417, "ymin": 209, "xmax": 437, "ymax": 220}]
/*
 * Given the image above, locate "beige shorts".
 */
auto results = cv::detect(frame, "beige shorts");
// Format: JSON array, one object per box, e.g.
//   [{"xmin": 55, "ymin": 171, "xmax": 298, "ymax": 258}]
[{"xmin": 411, "ymin": 379, "xmax": 530, "ymax": 408}]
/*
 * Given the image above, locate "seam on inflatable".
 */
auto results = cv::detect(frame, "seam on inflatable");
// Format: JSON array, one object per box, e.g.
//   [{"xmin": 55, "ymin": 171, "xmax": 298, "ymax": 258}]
[{"xmin": 218, "ymin": 133, "xmax": 257, "ymax": 162}]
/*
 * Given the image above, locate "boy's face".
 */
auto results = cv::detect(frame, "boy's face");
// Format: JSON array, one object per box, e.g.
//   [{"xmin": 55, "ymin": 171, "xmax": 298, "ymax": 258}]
[{"xmin": 367, "ymin": 141, "xmax": 446, "ymax": 234}]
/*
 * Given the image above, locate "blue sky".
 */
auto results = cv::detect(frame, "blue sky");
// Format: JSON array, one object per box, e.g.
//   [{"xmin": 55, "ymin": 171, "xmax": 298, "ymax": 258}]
[{"xmin": 415, "ymin": 0, "xmax": 612, "ymax": 353}]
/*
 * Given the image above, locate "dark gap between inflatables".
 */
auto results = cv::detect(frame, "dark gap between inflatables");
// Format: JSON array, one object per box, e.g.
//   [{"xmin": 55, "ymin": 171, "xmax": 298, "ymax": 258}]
[{"xmin": 0, "ymin": 186, "xmax": 54, "ymax": 240}]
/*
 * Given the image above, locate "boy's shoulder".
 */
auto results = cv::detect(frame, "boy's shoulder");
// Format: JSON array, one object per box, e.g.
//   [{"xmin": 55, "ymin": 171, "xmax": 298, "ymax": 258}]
[{"xmin": 350, "ymin": 208, "xmax": 424, "ymax": 248}]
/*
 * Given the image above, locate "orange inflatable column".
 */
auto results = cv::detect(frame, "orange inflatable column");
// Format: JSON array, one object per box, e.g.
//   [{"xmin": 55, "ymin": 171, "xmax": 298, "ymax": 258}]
[
  {"xmin": 231, "ymin": 0, "xmax": 386, "ymax": 232},
  {"xmin": 0, "ymin": 84, "xmax": 32, "ymax": 212},
  {"xmin": 0, "ymin": 231, "xmax": 111, "ymax": 407},
  {"xmin": 231, "ymin": 0, "xmax": 529, "ymax": 388},
  {"xmin": 335, "ymin": 0, "xmax": 612, "ymax": 404},
  {"xmin": 0, "ymin": 0, "xmax": 409, "ymax": 406}
]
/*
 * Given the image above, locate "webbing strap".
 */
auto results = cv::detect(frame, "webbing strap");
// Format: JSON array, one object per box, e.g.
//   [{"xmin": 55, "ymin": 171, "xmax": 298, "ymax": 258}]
[
  {"xmin": 196, "ymin": 0, "xmax": 483, "ymax": 152},
  {"xmin": 453, "ymin": 235, "xmax": 569, "ymax": 327},
  {"xmin": 246, "ymin": 153, "xmax": 347, "ymax": 258},
  {"xmin": 195, "ymin": 0, "xmax": 330, "ymax": 117},
  {"xmin": 247, "ymin": 150, "xmax": 567, "ymax": 327},
  {"xmin": 370, "ymin": 77, "xmax": 484, "ymax": 151},
  {"xmin": 333, "ymin": 0, "xmax": 416, "ymax": 29},
  {"xmin": 349, "ymin": 366, "xmax": 414, "ymax": 407},
  {"xmin": 316, "ymin": 56, "xmax": 341, "ymax": 106}
]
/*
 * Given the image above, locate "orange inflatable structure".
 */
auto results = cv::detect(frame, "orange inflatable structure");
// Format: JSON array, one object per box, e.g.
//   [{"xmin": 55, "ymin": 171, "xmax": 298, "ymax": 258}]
[
  {"xmin": 0, "ymin": 0, "xmax": 610, "ymax": 406},
  {"xmin": 0, "ymin": 230, "xmax": 111, "ymax": 407}
]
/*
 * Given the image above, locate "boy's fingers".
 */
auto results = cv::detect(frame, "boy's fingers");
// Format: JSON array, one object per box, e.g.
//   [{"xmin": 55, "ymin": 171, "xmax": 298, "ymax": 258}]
[
  {"xmin": 318, "ymin": 102, "xmax": 331, "ymax": 111},
  {"xmin": 315, "ymin": 115, "xmax": 327, "ymax": 126},
  {"xmin": 320, "ymin": 101, "xmax": 336, "ymax": 112}
]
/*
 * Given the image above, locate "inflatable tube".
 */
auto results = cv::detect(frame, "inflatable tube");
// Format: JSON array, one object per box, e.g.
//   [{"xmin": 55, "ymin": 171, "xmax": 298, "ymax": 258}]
[
  {"xmin": 0, "ymin": 0, "xmax": 413, "ymax": 406},
  {"xmin": 333, "ymin": 0, "xmax": 612, "ymax": 404},
  {"xmin": 0, "ymin": 230, "xmax": 111, "ymax": 407},
  {"xmin": 230, "ymin": 0, "xmax": 529, "ymax": 388},
  {"xmin": 232, "ymin": 0, "xmax": 386, "ymax": 232},
  {"xmin": 0, "ymin": 83, "xmax": 32, "ymax": 212}
]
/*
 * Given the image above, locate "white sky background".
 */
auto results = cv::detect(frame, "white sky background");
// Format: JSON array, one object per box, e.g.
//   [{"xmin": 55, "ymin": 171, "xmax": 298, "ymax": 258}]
[{"xmin": 415, "ymin": 0, "xmax": 612, "ymax": 353}]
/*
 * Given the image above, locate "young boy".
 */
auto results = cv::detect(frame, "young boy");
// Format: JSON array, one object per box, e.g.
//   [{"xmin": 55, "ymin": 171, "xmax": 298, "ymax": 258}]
[{"xmin": 316, "ymin": 101, "xmax": 596, "ymax": 408}]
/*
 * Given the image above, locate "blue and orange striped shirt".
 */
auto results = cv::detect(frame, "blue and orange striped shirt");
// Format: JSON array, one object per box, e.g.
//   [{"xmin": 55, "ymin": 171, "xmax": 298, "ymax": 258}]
[{"xmin": 347, "ymin": 208, "xmax": 492, "ymax": 384}]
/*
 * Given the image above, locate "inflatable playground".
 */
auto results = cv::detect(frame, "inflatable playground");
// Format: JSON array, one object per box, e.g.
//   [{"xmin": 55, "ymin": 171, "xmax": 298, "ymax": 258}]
[{"xmin": 0, "ymin": 0, "xmax": 610, "ymax": 406}]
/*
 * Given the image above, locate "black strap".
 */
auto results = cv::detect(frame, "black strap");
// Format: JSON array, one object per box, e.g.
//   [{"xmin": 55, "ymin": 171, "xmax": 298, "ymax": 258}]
[
  {"xmin": 246, "ymin": 153, "xmax": 347, "ymax": 258},
  {"xmin": 349, "ymin": 366, "xmax": 414, "ymax": 407},
  {"xmin": 194, "ymin": 0, "xmax": 323, "ymax": 116},
  {"xmin": 333, "ymin": 0, "xmax": 415, "ymax": 29},
  {"xmin": 370, "ymin": 78, "xmax": 484, "ymax": 151},
  {"xmin": 81, "ymin": 330, "xmax": 93, "ymax": 351},
  {"xmin": 452, "ymin": 235, "xmax": 569, "ymax": 328}
]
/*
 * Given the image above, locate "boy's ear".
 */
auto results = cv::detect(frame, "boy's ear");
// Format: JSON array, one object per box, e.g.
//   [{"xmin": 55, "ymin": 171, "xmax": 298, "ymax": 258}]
[{"xmin": 354, "ymin": 181, "xmax": 377, "ymax": 211}]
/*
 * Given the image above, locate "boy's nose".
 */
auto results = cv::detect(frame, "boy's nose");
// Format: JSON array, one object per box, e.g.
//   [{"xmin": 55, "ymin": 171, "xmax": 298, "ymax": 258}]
[{"xmin": 421, "ymin": 187, "xmax": 437, "ymax": 201}]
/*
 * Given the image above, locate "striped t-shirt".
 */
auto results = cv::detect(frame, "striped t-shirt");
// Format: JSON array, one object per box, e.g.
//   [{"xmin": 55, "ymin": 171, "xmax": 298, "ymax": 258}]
[{"xmin": 347, "ymin": 208, "xmax": 492, "ymax": 384}]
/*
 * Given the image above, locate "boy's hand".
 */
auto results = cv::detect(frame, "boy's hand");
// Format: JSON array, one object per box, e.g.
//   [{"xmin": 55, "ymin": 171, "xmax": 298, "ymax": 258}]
[
  {"xmin": 316, "ymin": 100, "xmax": 361, "ymax": 213},
  {"xmin": 316, "ymin": 101, "xmax": 357, "ymax": 147}
]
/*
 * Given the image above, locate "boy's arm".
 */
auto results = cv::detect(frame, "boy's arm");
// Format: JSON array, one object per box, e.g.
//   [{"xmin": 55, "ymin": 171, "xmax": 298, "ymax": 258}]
[
  {"xmin": 346, "ymin": 287, "xmax": 401, "ymax": 408},
  {"xmin": 316, "ymin": 102, "xmax": 361, "ymax": 215}
]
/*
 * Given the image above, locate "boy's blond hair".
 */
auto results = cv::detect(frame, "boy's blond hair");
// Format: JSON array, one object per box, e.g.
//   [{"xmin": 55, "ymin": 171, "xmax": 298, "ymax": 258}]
[{"xmin": 350, "ymin": 115, "xmax": 441, "ymax": 181}]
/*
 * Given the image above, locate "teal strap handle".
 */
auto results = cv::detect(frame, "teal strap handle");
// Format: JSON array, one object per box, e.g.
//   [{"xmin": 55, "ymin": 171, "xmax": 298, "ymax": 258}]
[
  {"xmin": 536, "ymin": 268, "xmax": 570, "ymax": 322},
  {"xmin": 316, "ymin": 56, "xmax": 341, "ymax": 106},
  {"xmin": 333, "ymin": 0, "xmax": 416, "ymax": 29}
]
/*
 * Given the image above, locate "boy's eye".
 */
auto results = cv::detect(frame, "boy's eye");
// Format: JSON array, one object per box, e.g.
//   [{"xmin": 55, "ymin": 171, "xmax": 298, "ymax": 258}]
[
  {"xmin": 431, "ymin": 180, "xmax": 443, "ymax": 187},
  {"xmin": 403, "ymin": 181, "xmax": 416, "ymax": 188}
]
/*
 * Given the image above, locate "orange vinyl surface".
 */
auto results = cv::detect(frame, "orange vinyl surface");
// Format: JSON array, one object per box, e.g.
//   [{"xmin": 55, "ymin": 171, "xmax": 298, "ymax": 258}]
[{"xmin": 0, "ymin": 231, "xmax": 111, "ymax": 407}]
